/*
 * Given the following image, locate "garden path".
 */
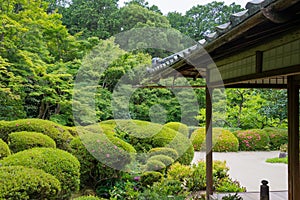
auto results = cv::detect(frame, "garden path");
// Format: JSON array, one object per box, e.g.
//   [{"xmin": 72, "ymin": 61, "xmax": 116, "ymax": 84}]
[{"xmin": 192, "ymin": 151, "xmax": 287, "ymax": 192}]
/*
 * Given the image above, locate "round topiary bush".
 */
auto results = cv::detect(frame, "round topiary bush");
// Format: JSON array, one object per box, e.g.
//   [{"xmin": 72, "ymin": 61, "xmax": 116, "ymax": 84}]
[
  {"xmin": 148, "ymin": 155, "xmax": 174, "ymax": 167},
  {"xmin": 0, "ymin": 119, "xmax": 73, "ymax": 150},
  {"xmin": 0, "ymin": 148, "xmax": 80, "ymax": 199},
  {"xmin": 164, "ymin": 122, "xmax": 189, "ymax": 137},
  {"xmin": 0, "ymin": 166, "xmax": 61, "ymax": 200},
  {"xmin": 100, "ymin": 120, "xmax": 194, "ymax": 165},
  {"xmin": 0, "ymin": 139, "xmax": 10, "ymax": 159},
  {"xmin": 190, "ymin": 128, "xmax": 239, "ymax": 152},
  {"xmin": 145, "ymin": 160, "xmax": 166, "ymax": 172},
  {"xmin": 148, "ymin": 147, "xmax": 179, "ymax": 160},
  {"xmin": 235, "ymin": 129, "xmax": 270, "ymax": 151},
  {"xmin": 8, "ymin": 131, "xmax": 56, "ymax": 153},
  {"xmin": 140, "ymin": 171, "xmax": 163, "ymax": 187},
  {"xmin": 263, "ymin": 128, "xmax": 288, "ymax": 150},
  {"xmin": 70, "ymin": 130, "xmax": 136, "ymax": 189}
]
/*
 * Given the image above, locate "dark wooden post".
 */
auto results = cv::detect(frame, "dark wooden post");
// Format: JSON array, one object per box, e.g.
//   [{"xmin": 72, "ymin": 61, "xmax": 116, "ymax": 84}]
[
  {"xmin": 287, "ymin": 76, "xmax": 300, "ymax": 200},
  {"xmin": 206, "ymin": 72, "xmax": 213, "ymax": 199}
]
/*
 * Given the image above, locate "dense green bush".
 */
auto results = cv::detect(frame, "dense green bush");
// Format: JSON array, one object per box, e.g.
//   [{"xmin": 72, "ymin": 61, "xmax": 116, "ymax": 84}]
[
  {"xmin": 148, "ymin": 155, "xmax": 174, "ymax": 167},
  {"xmin": 148, "ymin": 147, "xmax": 179, "ymax": 160},
  {"xmin": 0, "ymin": 119, "xmax": 73, "ymax": 150},
  {"xmin": 235, "ymin": 129, "xmax": 270, "ymax": 151},
  {"xmin": 73, "ymin": 196, "xmax": 106, "ymax": 200},
  {"xmin": 145, "ymin": 160, "xmax": 166, "ymax": 171},
  {"xmin": 69, "ymin": 131, "xmax": 136, "ymax": 189},
  {"xmin": 140, "ymin": 171, "xmax": 163, "ymax": 187},
  {"xmin": 0, "ymin": 148, "xmax": 80, "ymax": 199},
  {"xmin": 166, "ymin": 161, "xmax": 245, "ymax": 192},
  {"xmin": 164, "ymin": 122, "xmax": 189, "ymax": 137},
  {"xmin": 0, "ymin": 139, "xmax": 10, "ymax": 159},
  {"xmin": 100, "ymin": 120, "xmax": 194, "ymax": 165},
  {"xmin": 191, "ymin": 128, "xmax": 239, "ymax": 152},
  {"xmin": 263, "ymin": 128, "xmax": 288, "ymax": 150},
  {"xmin": 8, "ymin": 131, "xmax": 56, "ymax": 153},
  {"xmin": 0, "ymin": 166, "xmax": 61, "ymax": 200}
]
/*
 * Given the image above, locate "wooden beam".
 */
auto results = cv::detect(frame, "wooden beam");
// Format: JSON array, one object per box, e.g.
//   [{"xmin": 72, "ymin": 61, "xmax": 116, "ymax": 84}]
[
  {"xmin": 287, "ymin": 75, "xmax": 300, "ymax": 200},
  {"xmin": 206, "ymin": 72, "xmax": 213, "ymax": 198}
]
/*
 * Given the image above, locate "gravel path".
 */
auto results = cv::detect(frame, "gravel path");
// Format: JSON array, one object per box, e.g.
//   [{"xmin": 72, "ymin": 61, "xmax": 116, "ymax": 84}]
[{"xmin": 192, "ymin": 151, "xmax": 288, "ymax": 192}]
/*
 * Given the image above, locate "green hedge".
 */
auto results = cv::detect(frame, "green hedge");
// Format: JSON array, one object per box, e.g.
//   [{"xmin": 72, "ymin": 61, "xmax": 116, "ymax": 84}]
[
  {"xmin": 148, "ymin": 155, "xmax": 174, "ymax": 167},
  {"xmin": 235, "ymin": 129, "xmax": 270, "ymax": 151},
  {"xmin": 8, "ymin": 131, "xmax": 56, "ymax": 153},
  {"xmin": 190, "ymin": 128, "xmax": 239, "ymax": 152},
  {"xmin": 0, "ymin": 119, "xmax": 73, "ymax": 150},
  {"xmin": 263, "ymin": 128, "xmax": 288, "ymax": 150},
  {"xmin": 0, "ymin": 148, "xmax": 80, "ymax": 199},
  {"xmin": 0, "ymin": 166, "xmax": 61, "ymax": 200},
  {"xmin": 148, "ymin": 147, "xmax": 179, "ymax": 160},
  {"xmin": 145, "ymin": 159, "xmax": 166, "ymax": 172},
  {"xmin": 100, "ymin": 120, "xmax": 194, "ymax": 165},
  {"xmin": 70, "ymin": 130, "xmax": 136, "ymax": 188},
  {"xmin": 140, "ymin": 171, "xmax": 163, "ymax": 187},
  {"xmin": 0, "ymin": 139, "xmax": 10, "ymax": 159},
  {"xmin": 164, "ymin": 122, "xmax": 189, "ymax": 137}
]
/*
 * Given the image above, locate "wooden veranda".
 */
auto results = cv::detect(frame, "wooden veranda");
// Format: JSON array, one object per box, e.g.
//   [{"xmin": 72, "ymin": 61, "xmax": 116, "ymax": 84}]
[{"xmin": 147, "ymin": 0, "xmax": 300, "ymax": 199}]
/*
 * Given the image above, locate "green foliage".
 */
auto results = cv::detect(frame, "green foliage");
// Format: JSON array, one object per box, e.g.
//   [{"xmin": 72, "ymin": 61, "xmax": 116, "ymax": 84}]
[
  {"xmin": 0, "ymin": 148, "xmax": 80, "ymax": 199},
  {"xmin": 222, "ymin": 193, "xmax": 243, "ymax": 200},
  {"xmin": 216, "ymin": 178, "xmax": 246, "ymax": 192},
  {"xmin": 145, "ymin": 160, "xmax": 166, "ymax": 172},
  {"xmin": 8, "ymin": 131, "xmax": 56, "ymax": 153},
  {"xmin": 100, "ymin": 120, "xmax": 194, "ymax": 165},
  {"xmin": 148, "ymin": 147, "xmax": 179, "ymax": 160},
  {"xmin": 73, "ymin": 196, "xmax": 105, "ymax": 200},
  {"xmin": 148, "ymin": 155, "xmax": 174, "ymax": 167},
  {"xmin": 0, "ymin": 119, "xmax": 73, "ymax": 150},
  {"xmin": 263, "ymin": 128, "xmax": 288, "ymax": 150},
  {"xmin": 280, "ymin": 143, "xmax": 288, "ymax": 152},
  {"xmin": 0, "ymin": 166, "xmax": 61, "ymax": 200},
  {"xmin": 191, "ymin": 128, "xmax": 239, "ymax": 152},
  {"xmin": 69, "ymin": 130, "xmax": 136, "ymax": 189},
  {"xmin": 166, "ymin": 161, "xmax": 245, "ymax": 193},
  {"xmin": 167, "ymin": 2, "xmax": 242, "ymax": 41},
  {"xmin": 140, "ymin": 171, "xmax": 163, "ymax": 187},
  {"xmin": 164, "ymin": 122, "xmax": 189, "ymax": 137},
  {"xmin": 0, "ymin": 139, "xmax": 10, "ymax": 159},
  {"xmin": 266, "ymin": 157, "xmax": 288, "ymax": 164},
  {"xmin": 235, "ymin": 129, "xmax": 270, "ymax": 151}
]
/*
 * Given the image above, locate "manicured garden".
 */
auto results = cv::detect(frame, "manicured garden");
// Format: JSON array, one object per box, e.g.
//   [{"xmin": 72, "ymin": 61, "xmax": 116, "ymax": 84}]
[{"xmin": 0, "ymin": 119, "xmax": 288, "ymax": 199}]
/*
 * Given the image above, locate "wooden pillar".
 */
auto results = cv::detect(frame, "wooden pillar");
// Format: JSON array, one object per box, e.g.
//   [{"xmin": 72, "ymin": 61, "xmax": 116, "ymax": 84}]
[
  {"xmin": 287, "ymin": 76, "xmax": 300, "ymax": 200},
  {"xmin": 206, "ymin": 73, "xmax": 213, "ymax": 199}
]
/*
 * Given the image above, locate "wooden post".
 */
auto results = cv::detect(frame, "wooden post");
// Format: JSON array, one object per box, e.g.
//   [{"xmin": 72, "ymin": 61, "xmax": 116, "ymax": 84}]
[
  {"xmin": 206, "ymin": 73, "xmax": 213, "ymax": 199},
  {"xmin": 287, "ymin": 76, "xmax": 300, "ymax": 200}
]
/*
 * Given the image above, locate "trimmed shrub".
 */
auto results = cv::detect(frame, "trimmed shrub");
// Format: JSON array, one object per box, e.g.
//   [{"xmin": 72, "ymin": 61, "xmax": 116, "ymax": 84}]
[
  {"xmin": 100, "ymin": 120, "xmax": 194, "ymax": 165},
  {"xmin": 164, "ymin": 122, "xmax": 189, "ymax": 137},
  {"xmin": 0, "ymin": 148, "xmax": 80, "ymax": 199},
  {"xmin": 140, "ymin": 171, "xmax": 163, "ymax": 187},
  {"xmin": 0, "ymin": 119, "xmax": 73, "ymax": 150},
  {"xmin": 8, "ymin": 131, "xmax": 56, "ymax": 153},
  {"xmin": 148, "ymin": 155, "xmax": 174, "ymax": 166},
  {"xmin": 69, "ymin": 131, "xmax": 136, "ymax": 189},
  {"xmin": 73, "ymin": 196, "xmax": 106, "ymax": 200},
  {"xmin": 263, "ymin": 128, "xmax": 288, "ymax": 150},
  {"xmin": 0, "ymin": 139, "xmax": 10, "ymax": 159},
  {"xmin": 64, "ymin": 126, "xmax": 78, "ymax": 136},
  {"xmin": 191, "ymin": 128, "xmax": 239, "ymax": 152},
  {"xmin": 0, "ymin": 166, "xmax": 61, "ymax": 200},
  {"xmin": 148, "ymin": 147, "xmax": 179, "ymax": 160},
  {"xmin": 235, "ymin": 129, "xmax": 270, "ymax": 151},
  {"xmin": 145, "ymin": 160, "xmax": 166, "ymax": 171}
]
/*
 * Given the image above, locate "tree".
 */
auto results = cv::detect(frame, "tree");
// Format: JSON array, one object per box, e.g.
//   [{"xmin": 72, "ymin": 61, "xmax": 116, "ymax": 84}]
[
  {"xmin": 167, "ymin": 1, "xmax": 242, "ymax": 41},
  {"xmin": 60, "ymin": 0, "xmax": 119, "ymax": 39}
]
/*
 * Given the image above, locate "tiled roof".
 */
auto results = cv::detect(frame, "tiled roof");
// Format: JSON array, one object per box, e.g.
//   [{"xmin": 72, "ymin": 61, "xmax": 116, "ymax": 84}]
[{"xmin": 147, "ymin": 0, "xmax": 278, "ymax": 76}]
